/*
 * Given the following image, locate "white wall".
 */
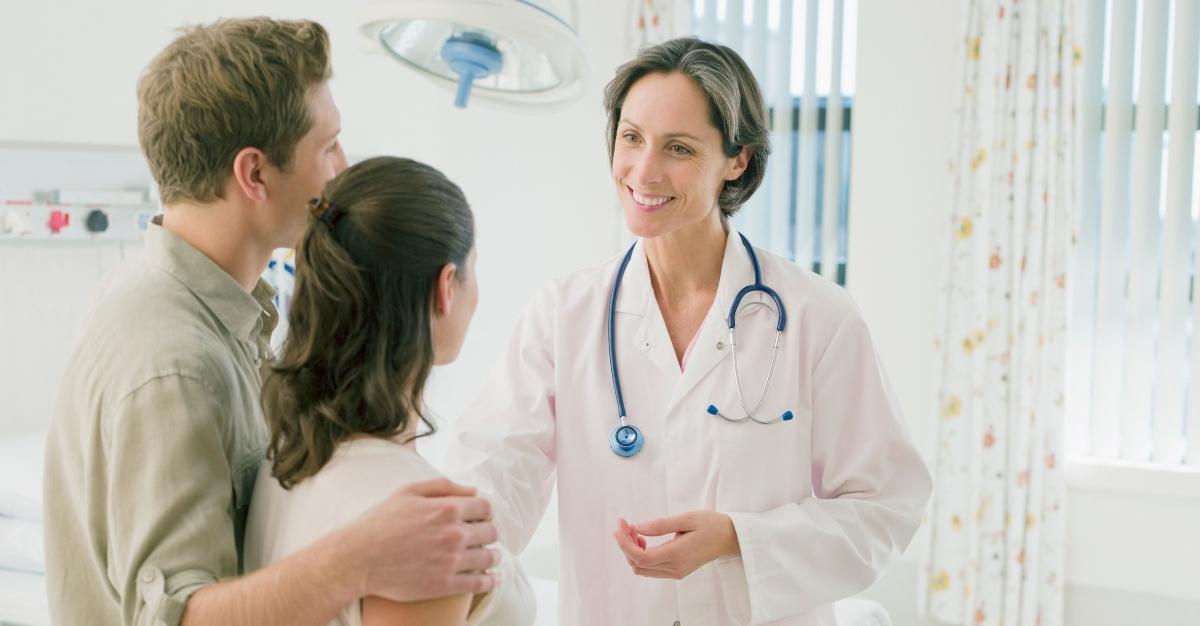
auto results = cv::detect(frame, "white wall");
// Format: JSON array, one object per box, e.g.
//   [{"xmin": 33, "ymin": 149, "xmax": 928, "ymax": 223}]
[
  {"xmin": 0, "ymin": 0, "xmax": 628, "ymax": 594},
  {"xmin": 4, "ymin": 1, "xmax": 1198, "ymax": 624},
  {"xmin": 847, "ymin": 2, "xmax": 1200, "ymax": 625},
  {"xmin": 0, "ymin": 145, "xmax": 151, "ymax": 438},
  {"xmin": 0, "ymin": 0, "xmax": 627, "ymax": 439}
]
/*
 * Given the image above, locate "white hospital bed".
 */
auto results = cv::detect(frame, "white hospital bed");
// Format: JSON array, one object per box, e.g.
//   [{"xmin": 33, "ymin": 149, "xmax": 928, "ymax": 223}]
[
  {"xmin": 0, "ymin": 569, "xmax": 49, "ymax": 626},
  {"xmin": 0, "ymin": 432, "xmax": 48, "ymax": 626}
]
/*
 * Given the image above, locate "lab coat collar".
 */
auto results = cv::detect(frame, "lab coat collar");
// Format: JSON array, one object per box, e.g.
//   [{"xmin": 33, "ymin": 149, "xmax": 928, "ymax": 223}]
[
  {"xmin": 612, "ymin": 239, "xmax": 650, "ymax": 315},
  {"xmin": 714, "ymin": 229, "xmax": 767, "ymax": 324},
  {"xmin": 671, "ymin": 230, "xmax": 765, "ymax": 403},
  {"xmin": 610, "ymin": 242, "xmax": 679, "ymax": 375},
  {"xmin": 609, "ymin": 231, "xmax": 765, "ymax": 398},
  {"xmin": 611, "ymin": 230, "xmax": 762, "ymax": 316}
]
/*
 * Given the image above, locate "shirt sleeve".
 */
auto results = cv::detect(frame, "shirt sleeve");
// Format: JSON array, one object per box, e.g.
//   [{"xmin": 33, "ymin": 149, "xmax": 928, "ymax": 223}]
[
  {"xmin": 445, "ymin": 287, "xmax": 559, "ymax": 554},
  {"xmin": 102, "ymin": 373, "xmax": 239, "ymax": 626},
  {"xmin": 726, "ymin": 309, "xmax": 933, "ymax": 624}
]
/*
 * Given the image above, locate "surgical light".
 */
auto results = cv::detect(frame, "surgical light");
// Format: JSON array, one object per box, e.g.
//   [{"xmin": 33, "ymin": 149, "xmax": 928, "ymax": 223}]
[{"xmin": 359, "ymin": 0, "xmax": 588, "ymax": 109}]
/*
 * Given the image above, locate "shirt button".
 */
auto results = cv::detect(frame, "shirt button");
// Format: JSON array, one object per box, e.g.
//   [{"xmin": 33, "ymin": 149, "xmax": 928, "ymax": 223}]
[
  {"xmin": 139, "ymin": 568, "xmax": 156, "ymax": 583},
  {"xmin": 674, "ymin": 622, "xmax": 682, "ymax": 626}
]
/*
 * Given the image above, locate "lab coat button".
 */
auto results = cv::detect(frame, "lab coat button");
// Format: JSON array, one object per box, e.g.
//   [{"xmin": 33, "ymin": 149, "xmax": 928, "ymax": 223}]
[
  {"xmin": 641, "ymin": 341, "xmax": 651, "ymax": 350},
  {"xmin": 673, "ymin": 622, "xmax": 681, "ymax": 626},
  {"xmin": 715, "ymin": 340, "xmax": 725, "ymax": 350}
]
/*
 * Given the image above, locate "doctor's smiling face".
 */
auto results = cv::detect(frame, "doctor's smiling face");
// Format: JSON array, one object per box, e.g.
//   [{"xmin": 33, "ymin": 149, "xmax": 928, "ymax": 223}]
[{"xmin": 612, "ymin": 72, "xmax": 749, "ymax": 239}]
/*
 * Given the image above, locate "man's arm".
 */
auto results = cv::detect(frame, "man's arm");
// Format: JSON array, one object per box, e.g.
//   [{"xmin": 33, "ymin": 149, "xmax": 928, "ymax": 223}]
[
  {"xmin": 183, "ymin": 478, "xmax": 498, "ymax": 626},
  {"xmin": 103, "ymin": 374, "xmax": 499, "ymax": 626}
]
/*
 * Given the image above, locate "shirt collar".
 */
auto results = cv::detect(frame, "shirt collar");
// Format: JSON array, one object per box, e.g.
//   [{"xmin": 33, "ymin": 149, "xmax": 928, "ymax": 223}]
[{"xmin": 144, "ymin": 217, "xmax": 277, "ymax": 344}]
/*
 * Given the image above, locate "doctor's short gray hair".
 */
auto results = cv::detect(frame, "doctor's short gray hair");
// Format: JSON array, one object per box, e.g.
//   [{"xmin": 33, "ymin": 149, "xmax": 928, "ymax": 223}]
[{"xmin": 603, "ymin": 37, "xmax": 771, "ymax": 217}]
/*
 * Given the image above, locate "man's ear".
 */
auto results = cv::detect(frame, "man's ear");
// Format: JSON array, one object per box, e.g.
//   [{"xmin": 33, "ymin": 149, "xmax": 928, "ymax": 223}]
[
  {"xmin": 231, "ymin": 147, "xmax": 270, "ymax": 202},
  {"xmin": 433, "ymin": 262, "xmax": 459, "ymax": 317}
]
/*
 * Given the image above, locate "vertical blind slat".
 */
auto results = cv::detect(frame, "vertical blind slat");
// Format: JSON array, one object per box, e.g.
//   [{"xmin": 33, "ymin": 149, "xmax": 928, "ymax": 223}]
[
  {"xmin": 1068, "ymin": 0, "xmax": 1106, "ymax": 460},
  {"xmin": 724, "ymin": 0, "xmax": 745, "ymax": 52},
  {"xmin": 769, "ymin": 0, "xmax": 797, "ymax": 255},
  {"xmin": 1090, "ymin": 0, "xmax": 1137, "ymax": 459},
  {"xmin": 748, "ymin": 1, "xmax": 772, "ymax": 242},
  {"xmin": 819, "ymin": 0, "xmax": 844, "ymax": 280},
  {"xmin": 1121, "ymin": 0, "xmax": 1170, "ymax": 462},
  {"xmin": 1164, "ymin": 0, "xmax": 1200, "ymax": 466},
  {"xmin": 793, "ymin": 0, "xmax": 821, "ymax": 269}
]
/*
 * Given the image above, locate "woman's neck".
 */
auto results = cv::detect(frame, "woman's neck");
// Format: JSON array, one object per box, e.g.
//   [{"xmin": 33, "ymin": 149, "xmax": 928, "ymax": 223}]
[
  {"xmin": 643, "ymin": 213, "xmax": 727, "ymax": 307},
  {"xmin": 643, "ymin": 213, "xmax": 728, "ymax": 364},
  {"xmin": 341, "ymin": 423, "xmax": 421, "ymax": 453}
]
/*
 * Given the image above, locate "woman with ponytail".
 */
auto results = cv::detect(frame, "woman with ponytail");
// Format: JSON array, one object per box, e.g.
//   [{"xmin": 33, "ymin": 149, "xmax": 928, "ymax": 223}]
[{"xmin": 244, "ymin": 156, "xmax": 534, "ymax": 626}]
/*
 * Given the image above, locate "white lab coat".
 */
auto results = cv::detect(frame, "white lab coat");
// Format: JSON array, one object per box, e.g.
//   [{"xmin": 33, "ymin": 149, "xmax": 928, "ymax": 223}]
[{"xmin": 448, "ymin": 231, "xmax": 932, "ymax": 626}]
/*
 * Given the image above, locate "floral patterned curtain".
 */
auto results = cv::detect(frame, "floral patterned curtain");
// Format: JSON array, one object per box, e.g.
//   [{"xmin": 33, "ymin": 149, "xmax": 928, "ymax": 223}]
[{"xmin": 920, "ymin": 1, "xmax": 1080, "ymax": 625}]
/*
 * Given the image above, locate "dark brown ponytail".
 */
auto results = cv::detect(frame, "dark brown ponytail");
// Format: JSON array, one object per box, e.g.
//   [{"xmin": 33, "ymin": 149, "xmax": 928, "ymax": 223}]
[{"xmin": 263, "ymin": 156, "xmax": 474, "ymax": 489}]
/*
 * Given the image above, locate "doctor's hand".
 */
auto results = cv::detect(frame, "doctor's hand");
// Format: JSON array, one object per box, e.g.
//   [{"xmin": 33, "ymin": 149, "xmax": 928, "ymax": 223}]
[{"xmin": 612, "ymin": 512, "xmax": 741, "ymax": 580}]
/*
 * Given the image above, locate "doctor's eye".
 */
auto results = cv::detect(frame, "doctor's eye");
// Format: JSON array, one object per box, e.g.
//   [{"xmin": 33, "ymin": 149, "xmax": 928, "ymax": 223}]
[{"xmin": 668, "ymin": 144, "xmax": 693, "ymax": 156}]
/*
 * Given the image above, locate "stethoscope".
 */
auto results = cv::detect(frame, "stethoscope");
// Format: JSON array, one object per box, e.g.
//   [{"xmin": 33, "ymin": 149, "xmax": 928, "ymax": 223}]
[{"xmin": 607, "ymin": 233, "xmax": 794, "ymax": 458}]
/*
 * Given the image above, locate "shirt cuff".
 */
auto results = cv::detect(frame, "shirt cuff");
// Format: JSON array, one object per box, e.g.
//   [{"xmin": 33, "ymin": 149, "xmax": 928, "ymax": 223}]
[{"xmin": 136, "ymin": 566, "xmax": 217, "ymax": 626}]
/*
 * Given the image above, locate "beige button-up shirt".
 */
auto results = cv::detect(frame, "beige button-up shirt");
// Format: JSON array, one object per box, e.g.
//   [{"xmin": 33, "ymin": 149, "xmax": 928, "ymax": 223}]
[{"xmin": 43, "ymin": 220, "xmax": 277, "ymax": 626}]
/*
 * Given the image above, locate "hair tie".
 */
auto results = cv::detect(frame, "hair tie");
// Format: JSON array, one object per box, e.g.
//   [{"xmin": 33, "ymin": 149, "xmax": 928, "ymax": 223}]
[{"xmin": 307, "ymin": 196, "xmax": 342, "ymax": 230}]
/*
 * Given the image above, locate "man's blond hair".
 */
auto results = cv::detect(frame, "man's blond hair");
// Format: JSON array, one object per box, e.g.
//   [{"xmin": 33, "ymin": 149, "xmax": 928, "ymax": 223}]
[{"xmin": 137, "ymin": 17, "xmax": 332, "ymax": 205}]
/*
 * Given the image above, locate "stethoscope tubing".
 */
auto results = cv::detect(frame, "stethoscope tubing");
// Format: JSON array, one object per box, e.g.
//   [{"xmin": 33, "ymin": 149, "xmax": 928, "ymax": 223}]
[{"xmin": 608, "ymin": 233, "xmax": 791, "ymax": 457}]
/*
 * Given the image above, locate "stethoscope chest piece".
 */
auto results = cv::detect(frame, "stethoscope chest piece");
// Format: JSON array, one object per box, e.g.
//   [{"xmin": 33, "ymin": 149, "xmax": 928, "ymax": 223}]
[{"xmin": 609, "ymin": 422, "xmax": 644, "ymax": 457}]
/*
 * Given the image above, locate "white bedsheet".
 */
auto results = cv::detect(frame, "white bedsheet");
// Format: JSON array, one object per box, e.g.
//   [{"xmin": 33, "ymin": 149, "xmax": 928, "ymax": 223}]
[
  {"xmin": 0, "ymin": 432, "xmax": 44, "ymax": 522},
  {"xmin": 0, "ymin": 518, "xmax": 43, "ymax": 575},
  {"xmin": 0, "ymin": 569, "xmax": 48, "ymax": 626}
]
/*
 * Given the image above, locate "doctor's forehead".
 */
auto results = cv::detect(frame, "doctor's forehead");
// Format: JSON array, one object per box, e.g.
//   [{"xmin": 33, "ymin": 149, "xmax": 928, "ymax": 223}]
[{"xmin": 619, "ymin": 73, "xmax": 716, "ymax": 136}]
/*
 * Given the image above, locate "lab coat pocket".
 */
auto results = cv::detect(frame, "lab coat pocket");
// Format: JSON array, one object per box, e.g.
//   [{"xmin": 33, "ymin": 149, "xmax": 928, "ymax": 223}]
[
  {"xmin": 713, "ymin": 400, "xmax": 812, "ymax": 512},
  {"xmin": 715, "ymin": 555, "xmax": 752, "ymax": 624}
]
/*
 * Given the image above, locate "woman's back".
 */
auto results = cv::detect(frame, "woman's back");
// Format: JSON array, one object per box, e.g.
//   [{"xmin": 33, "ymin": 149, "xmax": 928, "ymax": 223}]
[{"xmin": 244, "ymin": 437, "xmax": 534, "ymax": 626}]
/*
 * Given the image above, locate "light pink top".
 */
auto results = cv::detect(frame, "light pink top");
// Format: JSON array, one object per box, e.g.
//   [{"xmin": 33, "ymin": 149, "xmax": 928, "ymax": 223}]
[{"xmin": 679, "ymin": 326, "xmax": 702, "ymax": 372}]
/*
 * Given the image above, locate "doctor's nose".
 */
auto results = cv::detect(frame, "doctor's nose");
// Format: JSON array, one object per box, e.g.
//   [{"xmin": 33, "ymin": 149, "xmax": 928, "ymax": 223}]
[{"xmin": 627, "ymin": 152, "xmax": 665, "ymax": 187}]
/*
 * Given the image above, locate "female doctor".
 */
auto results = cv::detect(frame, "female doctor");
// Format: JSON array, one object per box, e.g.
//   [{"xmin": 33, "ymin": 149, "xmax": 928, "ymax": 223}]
[{"xmin": 447, "ymin": 38, "xmax": 932, "ymax": 626}]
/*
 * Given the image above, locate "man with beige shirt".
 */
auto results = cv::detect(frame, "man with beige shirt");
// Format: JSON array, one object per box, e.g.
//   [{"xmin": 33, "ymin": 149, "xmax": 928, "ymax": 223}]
[{"xmin": 43, "ymin": 18, "xmax": 500, "ymax": 626}]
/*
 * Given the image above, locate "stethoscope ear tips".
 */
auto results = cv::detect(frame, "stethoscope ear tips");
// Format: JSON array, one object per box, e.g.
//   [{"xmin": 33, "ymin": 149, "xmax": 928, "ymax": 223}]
[
  {"xmin": 782, "ymin": 410, "xmax": 794, "ymax": 421},
  {"xmin": 610, "ymin": 424, "xmax": 644, "ymax": 457},
  {"xmin": 706, "ymin": 405, "xmax": 719, "ymax": 415}
]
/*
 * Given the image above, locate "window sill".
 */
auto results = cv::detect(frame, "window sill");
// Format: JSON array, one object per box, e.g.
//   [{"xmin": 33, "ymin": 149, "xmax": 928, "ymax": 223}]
[{"xmin": 1066, "ymin": 457, "xmax": 1200, "ymax": 500}]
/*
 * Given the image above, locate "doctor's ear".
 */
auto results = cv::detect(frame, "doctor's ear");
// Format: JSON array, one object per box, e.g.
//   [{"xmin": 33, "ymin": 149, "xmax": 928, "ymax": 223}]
[
  {"xmin": 231, "ymin": 146, "xmax": 270, "ymax": 203},
  {"xmin": 724, "ymin": 146, "xmax": 751, "ymax": 182},
  {"xmin": 433, "ymin": 262, "xmax": 460, "ymax": 317}
]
